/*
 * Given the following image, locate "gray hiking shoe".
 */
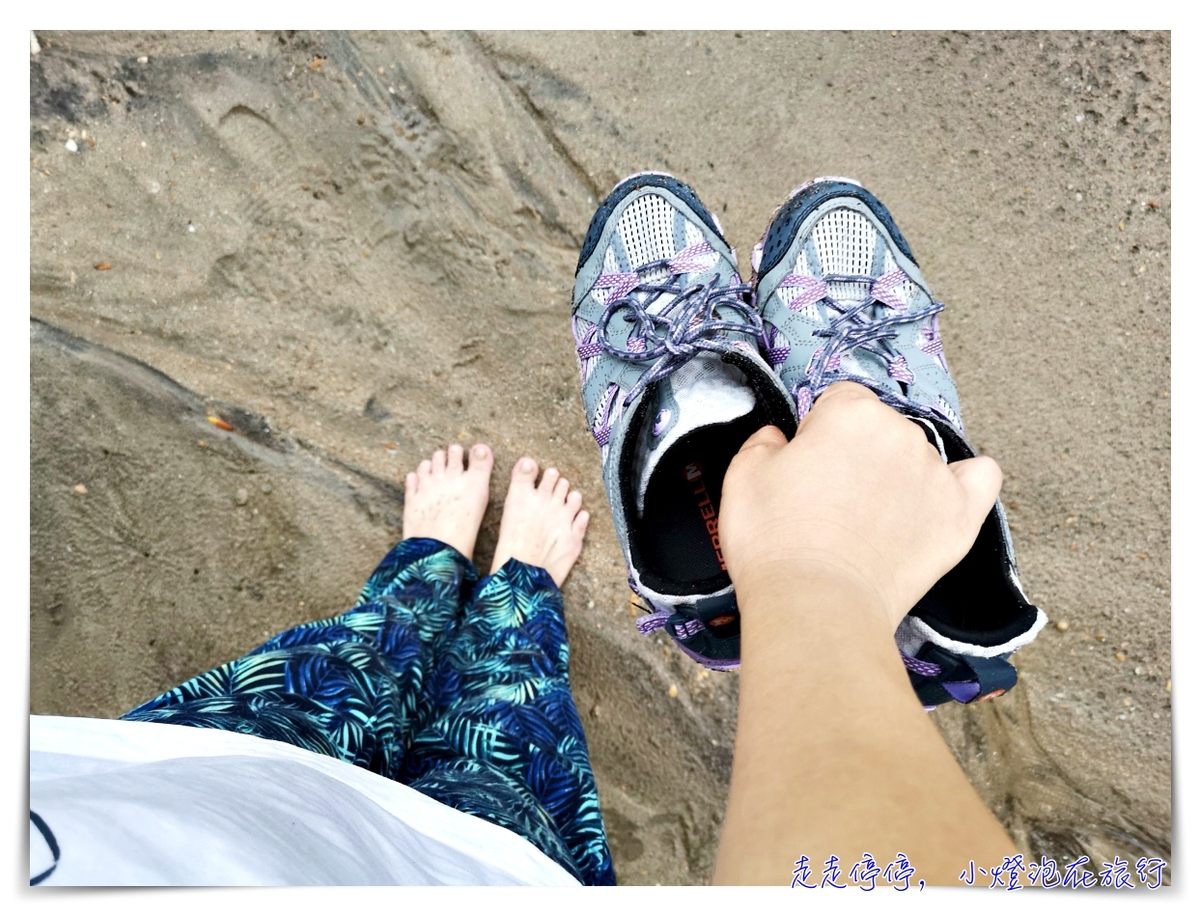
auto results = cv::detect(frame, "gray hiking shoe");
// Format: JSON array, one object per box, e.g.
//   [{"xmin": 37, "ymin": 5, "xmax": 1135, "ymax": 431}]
[
  {"xmin": 752, "ymin": 177, "xmax": 1048, "ymax": 706},
  {"xmin": 572, "ymin": 172, "xmax": 797, "ymax": 669}
]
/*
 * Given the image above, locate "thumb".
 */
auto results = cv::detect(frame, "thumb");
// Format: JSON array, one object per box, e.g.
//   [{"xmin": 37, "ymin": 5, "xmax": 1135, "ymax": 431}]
[
  {"xmin": 949, "ymin": 455, "xmax": 1004, "ymax": 531},
  {"xmin": 727, "ymin": 425, "xmax": 786, "ymax": 482},
  {"xmin": 738, "ymin": 424, "xmax": 787, "ymax": 456}
]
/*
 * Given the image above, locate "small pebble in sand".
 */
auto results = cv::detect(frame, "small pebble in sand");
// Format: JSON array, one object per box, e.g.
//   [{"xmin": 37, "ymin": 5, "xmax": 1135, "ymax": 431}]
[
  {"xmin": 260, "ymin": 482, "xmax": 273, "ymax": 494},
  {"xmin": 668, "ymin": 684, "xmax": 678, "ymax": 698},
  {"xmin": 1056, "ymin": 620, "xmax": 1069, "ymax": 632},
  {"xmin": 1115, "ymin": 652, "xmax": 1126, "ymax": 662},
  {"xmin": 65, "ymin": 139, "xmax": 78, "ymax": 152},
  {"xmin": 73, "ymin": 484, "xmax": 87, "ymax": 494},
  {"xmin": 590, "ymin": 704, "xmax": 600, "ymax": 718},
  {"xmin": 587, "ymin": 600, "xmax": 594, "ymax": 609},
  {"xmin": 234, "ymin": 488, "xmax": 249, "ymax": 506},
  {"xmin": 137, "ymin": 56, "xmax": 148, "ymax": 64},
  {"xmin": 1122, "ymin": 697, "xmax": 1132, "ymax": 707}
]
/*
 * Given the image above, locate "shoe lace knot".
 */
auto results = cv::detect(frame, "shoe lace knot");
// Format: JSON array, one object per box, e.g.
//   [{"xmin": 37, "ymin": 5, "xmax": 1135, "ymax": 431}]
[
  {"xmin": 592, "ymin": 243, "xmax": 761, "ymax": 406},
  {"xmin": 772, "ymin": 269, "xmax": 945, "ymax": 415}
]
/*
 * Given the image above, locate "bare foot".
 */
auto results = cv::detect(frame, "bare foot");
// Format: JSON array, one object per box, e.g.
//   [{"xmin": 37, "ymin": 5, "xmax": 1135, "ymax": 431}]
[
  {"xmin": 403, "ymin": 443, "xmax": 494, "ymax": 559},
  {"xmin": 491, "ymin": 458, "xmax": 590, "ymax": 586}
]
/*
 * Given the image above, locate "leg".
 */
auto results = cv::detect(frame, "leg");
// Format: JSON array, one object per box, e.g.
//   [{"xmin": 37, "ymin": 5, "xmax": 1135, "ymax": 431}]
[
  {"xmin": 406, "ymin": 459, "xmax": 614, "ymax": 885},
  {"xmin": 123, "ymin": 444, "xmax": 496, "ymax": 780}
]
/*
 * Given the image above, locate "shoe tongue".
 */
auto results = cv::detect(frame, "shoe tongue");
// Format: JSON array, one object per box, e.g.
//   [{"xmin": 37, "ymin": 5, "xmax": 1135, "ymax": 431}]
[{"xmin": 634, "ymin": 353, "xmax": 756, "ymax": 516}]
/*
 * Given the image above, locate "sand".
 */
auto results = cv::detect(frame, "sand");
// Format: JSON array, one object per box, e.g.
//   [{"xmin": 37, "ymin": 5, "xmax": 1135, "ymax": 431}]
[{"xmin": 30, "ymin": 30, "xmax": 1170, "ymax": 884}]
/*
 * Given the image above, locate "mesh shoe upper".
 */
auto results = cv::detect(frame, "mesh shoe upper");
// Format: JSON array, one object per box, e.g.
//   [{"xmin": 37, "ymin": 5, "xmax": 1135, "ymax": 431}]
[
  {"xmin": 753, "ymin": 178, "xmax": 963, "ymax": 429},
  {"xmin": 572, "ymin": 173, "xmax": 796, "ymax": 669}
]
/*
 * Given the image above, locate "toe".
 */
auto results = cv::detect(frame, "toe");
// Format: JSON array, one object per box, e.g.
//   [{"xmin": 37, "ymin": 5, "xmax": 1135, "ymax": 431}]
[
  {"xmin": 418, "ymin": 459, "xmax": 433, "ymax": 477},
  {"xmin": 406, "ymin": 471, "xmax": 418, "ymax": 495},
  {"xmin": 572, "ymin": 510, "xmax": 590, "ymax": 537},
  {"xmin": 552, "ymin": 475, "xmax": 571, "ymax": 502},
  {"xmin": 511, "ymin": 456, "xmax": 539, "ymax": 487},
  {"xmin": 539, "ymin": 467, "xmax": 561, "ymax": 494},
  {"xmin": 467, "ymin": 443, "xmax": 494, "ymax": 477},
  {"xmin": 447, "ymin": 444, "xmax": 464, "ymax": 473},
  {"xmin": 566, "ymin": 489, "xmax": 583, "ymax": 513},
  {"xmin": 431, "ymin": 449, "xmax": 447, "ymax": 474}
]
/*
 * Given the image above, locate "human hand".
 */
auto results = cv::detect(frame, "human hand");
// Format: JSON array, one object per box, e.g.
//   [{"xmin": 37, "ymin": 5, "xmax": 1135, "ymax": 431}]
[{"xmin": 720, "ymin": 382, "xmax": 1002, "ymax": 631}]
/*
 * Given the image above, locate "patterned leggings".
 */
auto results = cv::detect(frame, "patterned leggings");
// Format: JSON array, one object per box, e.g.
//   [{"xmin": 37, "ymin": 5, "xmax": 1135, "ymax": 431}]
[{"xmin": 122, "ymin": 537, "xmax": 616, "ymax": 886}]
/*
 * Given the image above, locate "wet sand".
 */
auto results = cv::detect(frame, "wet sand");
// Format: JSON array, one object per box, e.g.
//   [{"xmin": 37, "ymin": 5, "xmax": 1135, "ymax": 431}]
[{"xmin": 30, "ymin": 30, "xmax": 1170, "ymax": 883}]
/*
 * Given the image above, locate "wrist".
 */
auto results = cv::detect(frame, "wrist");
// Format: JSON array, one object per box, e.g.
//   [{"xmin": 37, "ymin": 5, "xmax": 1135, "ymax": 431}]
[
  {"xmin": 729, "ymin": 555, "xmax": 902, "ymax": 637},
  {"xmin": 732, "ymin": 563, "xmax": 919, "ymax": 724}
]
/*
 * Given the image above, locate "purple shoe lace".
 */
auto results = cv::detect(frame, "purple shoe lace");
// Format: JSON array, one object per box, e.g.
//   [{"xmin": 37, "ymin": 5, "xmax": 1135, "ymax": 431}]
[
  {"xmin": 588, "ymin": 243, "xmax": 762, "ymax": 407},
  {"xmin": 766, "ymin": 270, "xmax": 944, "ymax": 419}
]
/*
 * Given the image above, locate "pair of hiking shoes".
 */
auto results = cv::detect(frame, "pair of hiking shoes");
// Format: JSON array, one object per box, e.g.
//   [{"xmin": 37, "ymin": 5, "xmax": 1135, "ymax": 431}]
[{"xmin": 570, "ymin": 173, "xmax": 1047, "ymax": 708}]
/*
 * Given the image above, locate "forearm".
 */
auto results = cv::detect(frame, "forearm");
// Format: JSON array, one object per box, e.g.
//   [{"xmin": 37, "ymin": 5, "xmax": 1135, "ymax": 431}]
[{"xmin": 713, "ymin": 570, "xmax": 1018, "ymax": 885}]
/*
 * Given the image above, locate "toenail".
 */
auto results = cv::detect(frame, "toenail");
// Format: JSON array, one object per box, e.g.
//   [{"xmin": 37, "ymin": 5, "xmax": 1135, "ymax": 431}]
[
  {"xmin": 519, "ymin": 458, "xmax": 535, "ymax": 472},
  {"xmin": 473, "ymin": 445, "xmax": 488, "ymax": 459}
]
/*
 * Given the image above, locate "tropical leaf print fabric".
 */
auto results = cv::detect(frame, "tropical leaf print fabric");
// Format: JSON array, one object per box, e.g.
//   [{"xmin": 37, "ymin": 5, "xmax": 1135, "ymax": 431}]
[{"xmin": 122, "ymin": 537, "xmax": 615, "ymax": 886}]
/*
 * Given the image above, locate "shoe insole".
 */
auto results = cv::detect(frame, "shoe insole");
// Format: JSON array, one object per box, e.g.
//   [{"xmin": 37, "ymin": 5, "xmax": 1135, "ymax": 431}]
[{"xmin": 636, "ymin": 413, "xmax": 763, "ymax": 587}]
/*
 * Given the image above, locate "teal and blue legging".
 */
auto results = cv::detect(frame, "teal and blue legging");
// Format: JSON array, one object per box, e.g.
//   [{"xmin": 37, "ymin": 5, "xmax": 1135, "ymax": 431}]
[{"xmin": 122, "ymin": 537, "xmax": 616, "ymax": 885}]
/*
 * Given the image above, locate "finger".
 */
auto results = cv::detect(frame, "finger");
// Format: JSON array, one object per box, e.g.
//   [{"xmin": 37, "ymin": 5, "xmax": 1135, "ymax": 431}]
[
  {"xmin": 949, "ymin": 455, "xmax": 1004, "ymax": 530},
  {"xmin": 804, "ymin": 381, "xmax": 884, "ymax": 435},
  {"xmin": 728, "ymin": 426, "xmax": 787, "ymax": 480},
  {"xmin": 815, "ymin": 380, "xmax": 878, "ymax": 407},
  {"xmin": 738, "ymin": 424, "xmax": 787, "ymax": 455}
]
